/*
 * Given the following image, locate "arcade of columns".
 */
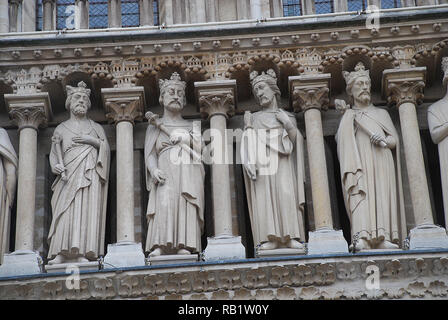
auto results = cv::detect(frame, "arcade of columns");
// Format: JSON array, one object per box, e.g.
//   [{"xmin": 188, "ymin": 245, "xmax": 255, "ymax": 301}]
[{"xmin": 1, "ymin": 5, "xmax": 448, "ymax": 299}]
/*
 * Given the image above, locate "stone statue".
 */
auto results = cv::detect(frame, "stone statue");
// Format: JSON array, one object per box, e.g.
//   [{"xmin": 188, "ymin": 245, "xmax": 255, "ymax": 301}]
[
  {"xmin": 428, "ymin": 57, "xmax": 448, "ymax": 229},
  {"xmin": 144, "ymin": 72, "xmax": 205, "ymax": 257},
  {"xmin": 48, "ymin": 81, "xmax": 110, "ymax": 265},
  {"xmin": 335, "ymin": 62, "xmax": 406, "ymax": 251},
  {"xmin": 241, "ymin": 69, "xmax": 306, "ymax": 251},
  {"xmin": 0, "ymin": 129, "xmax": 17, "ymax": 264}
]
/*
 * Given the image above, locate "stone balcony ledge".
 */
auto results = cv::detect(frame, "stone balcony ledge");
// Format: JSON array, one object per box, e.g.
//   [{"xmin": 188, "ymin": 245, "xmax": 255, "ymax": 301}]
[
  {"xmin": 0, "ymin": 5, "xmax": 447, "ymax": 43},
  {"xmin": 1, "ymin": 249, "xmax": 447, "ymax": 300}
]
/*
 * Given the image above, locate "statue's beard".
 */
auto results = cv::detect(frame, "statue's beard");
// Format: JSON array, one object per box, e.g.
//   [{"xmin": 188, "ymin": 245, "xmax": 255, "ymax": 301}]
[
  {"xmin": 165, "ymin": 100, "xmax": 183, "ymax": 111},
  {"xmin": 259, "ymin": 95, "xmax": 274, "ymax": 107},
  {"xmin": 72, "ymin": 105, "xmax": 87, "ymax": 115},
  {"xmin": 356, "ymin": 92, "xmax": 371, "ymax": 104}
]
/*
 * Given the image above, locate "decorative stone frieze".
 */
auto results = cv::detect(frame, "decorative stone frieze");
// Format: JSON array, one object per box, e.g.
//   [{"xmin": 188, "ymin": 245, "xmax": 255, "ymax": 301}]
[{"xmin": 1, "ymin": 252, "xmax": 448, "ymax": 300}]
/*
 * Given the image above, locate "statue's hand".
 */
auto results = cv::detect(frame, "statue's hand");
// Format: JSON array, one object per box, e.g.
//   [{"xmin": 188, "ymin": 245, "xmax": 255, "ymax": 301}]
[
  {"xmin": 370, "ymin": 133, "xmax": 386, "ymax": 147},
  {"xmin": 169, "ymin": 132, "xmax": 183, "ymax": 145},
  {"xmin": 72, "ymin": 135, "xmax": 100, "ymax": 148},
  {"xmin": 244, "ymin": 164, "xmax": 257, "ymax": 181},
  {"xmin": 152, "ymin": 168, "xmax": 167, "ymax": 185},
  {"xmin": 275, "ymin": 109, "xmax": 292, "ymax": 128},
  {"xmin": 54, "ymin": 163, "xmax": 66, "ymax": 175}
]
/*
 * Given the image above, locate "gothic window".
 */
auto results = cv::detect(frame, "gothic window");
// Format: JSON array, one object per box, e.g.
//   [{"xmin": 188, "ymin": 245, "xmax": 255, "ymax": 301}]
[
  {"xmin": 56, "ymin": 0, "xmax": 76, "ymax": 30},
  {"xmin": 315, "ymin": 0, "xmax": 334, "ymax": 14},
  {"xmin": 121, "ymin": 0, "xmax": 140, "ymax": 27},
  {"xmin": 282, "ymin": 0, "xmax": 302, "ymax": 16},
  {"xmin": 347, "ymin": 0, "xmax": 368, "ymax": 11},
  {"xmin": 36, "ymin": 0, "xmax": 43, "ymax": 31},
  {"xmin": 381, "ymin": 0, "xmax": 401, "ymax": 8},
  {"xmin": 153, "ymin": 0, "xmax": 159, "ymax": 25},
  {"xmin": 89, "ymin": 0, "xmax": 109, "ymax": 29}
]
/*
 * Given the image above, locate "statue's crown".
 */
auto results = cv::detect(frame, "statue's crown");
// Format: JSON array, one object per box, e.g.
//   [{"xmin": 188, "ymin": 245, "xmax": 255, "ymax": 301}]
[
  {"xmin": 159, "ymin": 72, "xmax": 186, "ymax": 91},
  {"xmin": 250, "ymin": 69, "xmax": 277, "ymax": 87},
  {"xmin": 342, "ymin": 62, "xmax": 370, "ymax": 85},
  {"xmin": 66, "ymin": 81, "xmax": 91, "ymax": 97}
]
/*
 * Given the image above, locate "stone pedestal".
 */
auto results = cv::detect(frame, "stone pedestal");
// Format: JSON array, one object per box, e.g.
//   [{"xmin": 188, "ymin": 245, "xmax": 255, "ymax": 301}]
[
  {"xmin": 195, "ymin": 80, "xmax": 246, "ymax": 261},
  {"xmin": 383, "ymin": 67, "xmax": 448, "ymax": 250},
  {"xmin": 148, "ymin": 254, "xmax": 199, "ymax": 266},
  {"xmin": 0, "ymin": 250, "xmax": 42, "ymax": 277},
  {"xmin": 256, "ymin": 247, "xmax": 305, "ymax": 258},
  {"xmin": 307, "ymin": 229, "xmax": 349, "ymax": 255},
  {"xmin": 289, "ymin": 74, "xmax": 348, "ymax": 255},
  {"xmin": 409, "ymin": 225, "xmax": 448, "ymax": 250},
  {"xmin": 103, "ymin": 242, "xmax": 146, "ymax": 269},
  {"xmin": 203, "ymin": 235, "xmax": 246, "ymax": 261},
  {"xmin": 45, "ymin": 261, "xmax": 99, "ymax": 274}
]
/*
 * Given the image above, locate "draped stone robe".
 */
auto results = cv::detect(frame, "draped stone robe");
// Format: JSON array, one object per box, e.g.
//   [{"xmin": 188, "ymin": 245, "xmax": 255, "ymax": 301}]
[
  {"xmin": 335, "ymin": 106, "xmax": 406, "ymax": 245},
  {"xmin": 144, "ymin": 121, "xmax": 205, "ymax": 254},
  {"xmin": 428, "ymin": 97, "xmax": 448, "ymax": 228},
  {"xmin": 0, "ymin": 128, "xmax": 17, "ymax": 264},
  {"xmin": 241, "ymin": 110, "xmax": 306, "ymax": 246},
  {"xmin": 48, "ymin": 120, "xmax": 110, "ymax": 260}
]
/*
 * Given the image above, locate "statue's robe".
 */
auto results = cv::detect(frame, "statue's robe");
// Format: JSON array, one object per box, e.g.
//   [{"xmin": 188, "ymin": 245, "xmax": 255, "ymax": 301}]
[
  {"xmin": 48, "ymin": 120, "xmax": 110, "ymax": 260},
  {"xmin": 144, "ymin": 120, "xmax": 204, "ymax": 253},
  {"xmin": 241, "ymin": 110, "xmax": 306, "ymax": 246},
  {"xmin": 428, "ymin": 97, "xmax": 448, "ymax": 227},
  {"xmin": 335, "ymin": 106, "xmax": 406, "ymax": 245},
  {"xmin": 0, "ymin": 128, "xmax": 17, "ymax": 264}
]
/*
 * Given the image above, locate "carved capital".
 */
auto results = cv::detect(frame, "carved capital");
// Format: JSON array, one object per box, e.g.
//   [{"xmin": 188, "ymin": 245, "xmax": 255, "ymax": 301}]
[
  {"xmin": 4, "ymin": 93, "xmax": 52, "ymax": 130},
  {"xmin": 195, "ymin": 80, "xmax": 236, "ymax": 119},
  {"xmin": 101, "ymin": 87, "xmax": 145, "ymax": 125},
  {"xmin": 382, "ymin": 67, "xmax": 426, "ymax": 107},
  {"xmin": 289, "ymin": 74, "xmax": 330, "ymax": 112}
]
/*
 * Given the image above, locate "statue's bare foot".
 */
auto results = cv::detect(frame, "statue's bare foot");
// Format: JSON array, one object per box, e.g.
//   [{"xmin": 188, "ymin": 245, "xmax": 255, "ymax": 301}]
[
  {"xmin": 377, "ymin": 240, "xmax": 399, "ymax": 249},
  {"xmin": 258, "ymin": 241, "xmax": 278, "ymax": 250},
  {"xmin": 149, "ymin": 248, "xmax": 163, "ymax": 257},
  {"xmin": 177, "ymin": 249, "xmax": 191, "ymax": 255},
  {"xmin": 353, "ymin": 239, "xmax": 370, "ymax": 251},
  {"xmin": 48, "ymin": 254, "xmax": 65, "ymax": 265},
  {"xmin": 287, "ymin": 239, "xmax": 304, "ymax": 250},
  {"xmin": 77, "ymin": 256, "xmax": 89, "ymax": 263}
]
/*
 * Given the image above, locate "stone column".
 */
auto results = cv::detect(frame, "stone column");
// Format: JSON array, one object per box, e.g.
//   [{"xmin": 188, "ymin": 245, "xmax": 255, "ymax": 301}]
[
  {"xmin": 250, "ymin": 0, "xmax": 261, "ymax": 19},
  {"xmin": 302, "ymin": 0, "xmax": 315, "ymax": 15},
  {"xmin": 334, "ymin": 0, "xmax": 348, "ymax": 12},
  {"xmin": 195, "ymin": 80, "xmax": 246, "ymax": 261},
  {"xmin": 108, "ymin": 0, "xmax": 121, "ymax": 28},
  {"xmin": 75, "ymin": 0, "xmax": 89, "ymax": 29},
  {"xmin": 289, "ymin": 74, "xmax": 348, "ymax": 255},
  {"xmin": 236, "ymin": 0, "xmax": 250, "ymax": 20},
  {"xmin": 102, "ymin": 87, "xmax": 146, "ymax": 268},
  {"xmin": 159, "ymin": 0, "xmax": 173, "ymax": 25},
  {"xmin": 21, "ymin": 0, "xmax": 36, "ymax": 32},
  {"xmin": 205, "ymin": 0, "xmax": 217, "ymax": 22},
  {"xmin": 0, "ymin": 0, "xmax": 9, "ymax": 33},
  {"xmin": 42, "ymin": 0, "xmax": 55, "ymax": 30},
  {"xmin": 0, "ymin": 93, "xmax": 51, "ymax": 277},
  {"xmin": 367, "ymin": 0, "xmax": 381, "ymax": 8},
  {"xmin": 189, "ymin": 0, "xmax": 206, "ymax": 23},
  {"xmin": 271, "ymin": 0, "xmax": 283, "ymax": 17},
  {"xmin": 384, "ymin": 67, "xmax": 448, "ymax": 250},
  {"xmin": 139, "ymin": 0, "xmax": 154, "ymax": 26},
  {"xmin": 9, "ymin": 0, "xmax": 21, "ymax": 32}
]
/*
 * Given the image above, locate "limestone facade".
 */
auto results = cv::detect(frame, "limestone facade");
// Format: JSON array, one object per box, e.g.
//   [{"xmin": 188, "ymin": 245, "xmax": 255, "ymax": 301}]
[{"xmin": 0, "ymin": 0, "xmax": 448, "ymax": 300}]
